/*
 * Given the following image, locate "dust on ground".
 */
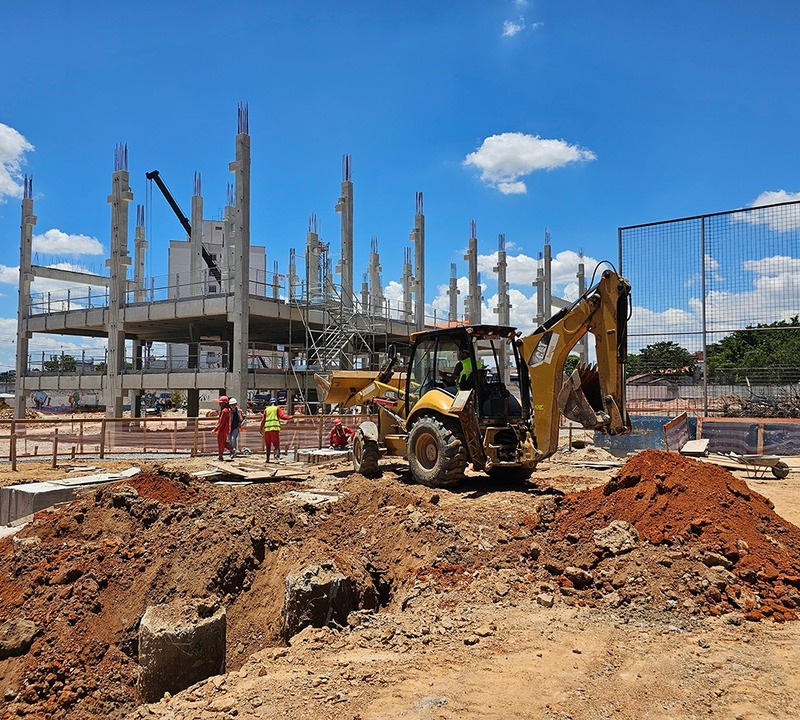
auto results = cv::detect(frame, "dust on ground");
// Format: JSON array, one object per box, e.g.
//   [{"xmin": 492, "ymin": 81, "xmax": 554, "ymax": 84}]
[{"xmin": 1, "ymin": 448, "xmax": 800, "ymax": 719}]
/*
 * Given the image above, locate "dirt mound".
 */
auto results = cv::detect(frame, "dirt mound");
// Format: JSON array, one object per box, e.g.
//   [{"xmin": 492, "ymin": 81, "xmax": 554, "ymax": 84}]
[
  {"xmin": 3, "ymin": 453, "xmax": 800, "ymax": 719},
  {"xmin": 127, "ymin": 469, "xmax": 201, "ymax": 505},
  {"xmin": 553, "ymin": 449, "xmax": 800, "ymax": 620}
]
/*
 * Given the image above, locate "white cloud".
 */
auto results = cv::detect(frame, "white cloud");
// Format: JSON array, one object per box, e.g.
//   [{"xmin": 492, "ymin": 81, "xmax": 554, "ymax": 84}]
[
  {"xmin": 0, "ymin": 123, "xmax": 34, "ymax": 202},
  {"xmin": 33, "ymin": 229, "xmax": 105, "ymax": 256},
  {"xmin": 476, "ymin": 249, "xmax": 601, "ymax": 288},
  {"xmin": 502, "ymin": 18, "xmax": 525, "ymax": 37},
  {"xmin": 514, "ymin": 0, "xmax": 529, "ymax": 8},
  {"xmin": 464, "ymin": 132, "xmax": 596, "ymax": 194},
  {"xmin": 0, "ymin": 265, "xmax": 19, "ymax": 285},
  {"xmin": 737, "ymin": 190, "xmax": 800, "ymax": 231}
]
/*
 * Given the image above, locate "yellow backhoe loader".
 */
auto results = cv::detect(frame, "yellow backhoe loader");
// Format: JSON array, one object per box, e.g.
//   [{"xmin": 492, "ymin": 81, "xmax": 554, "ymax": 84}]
[{"xmin": 315, "ymin": 264, "xmax": 631, "ymax": 488}]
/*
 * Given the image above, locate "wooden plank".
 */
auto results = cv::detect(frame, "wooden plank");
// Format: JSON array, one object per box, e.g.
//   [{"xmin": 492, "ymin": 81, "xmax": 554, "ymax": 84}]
[{"xmin": 207, "ymin": 460, "xmax": 308, "ymax": 481}]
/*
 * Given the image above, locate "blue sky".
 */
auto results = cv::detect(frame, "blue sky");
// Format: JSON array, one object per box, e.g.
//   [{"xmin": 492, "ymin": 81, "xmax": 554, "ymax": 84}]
[{"xmin": 2, "ymin": 0, "xmax": 800, "ymax": 372}]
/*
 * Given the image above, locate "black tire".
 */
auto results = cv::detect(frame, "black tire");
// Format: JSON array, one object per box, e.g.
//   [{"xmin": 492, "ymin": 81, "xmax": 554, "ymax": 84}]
[
  {"xmin": 488, "ymin": 465, "xmax": 535, "ymax": 483},
  {"xmin": 407, "ymin": 416, "xmax": 468, "ymax": 488},
  {"xmin": 772, "ymin": 461, "xmax": 790, "ymax": 480},
  {"xmin": 353, "ymin": 431, "xmax": 380, "ymax": 477}
]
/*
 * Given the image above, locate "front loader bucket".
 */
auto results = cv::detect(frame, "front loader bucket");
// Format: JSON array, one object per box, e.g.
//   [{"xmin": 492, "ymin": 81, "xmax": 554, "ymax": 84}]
[{"xmin": 314, "ymin": 371, "xmax": 384, "ymax": 406}]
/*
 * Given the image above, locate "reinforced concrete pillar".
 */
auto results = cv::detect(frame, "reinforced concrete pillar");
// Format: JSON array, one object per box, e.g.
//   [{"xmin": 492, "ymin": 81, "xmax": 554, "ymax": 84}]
[
  {"xmin": 465, "ymin": 220, "xmax": 481, "ymax": 325},
  {"xmin": 306, "ymin": 213, "xmax": 321, "ymax": 303},
  {"xmin": 187, "ymin": 389, "xmax": 200, "ymax": 418},
  {"xmin": 15, "ymin": 176, "xmax": 35, "ymax": 419},
  {"xmin": 411, "ymin": 192, "xmax": 425, "ymax": 330},
  {"xmin": 228, "ymin": 104, "xmax": 251, "ymax": 407},
  {"xmin": 191, "ymin": 173, "xmax": 204, "ymax": 295},
  {"xmin": 447, "ymin": 263, "xmax": 459, "ymax": 324},
  {"xmin": 493, "ymin": 234, "xmax": 511, "ymax": 385},
  {"xmin": 105, "ymin": 144, "xmax": 133, "ymax": 418},
  {"xmin": 335, "ymin": 154, "xmax": 354, "ymax": 311}
]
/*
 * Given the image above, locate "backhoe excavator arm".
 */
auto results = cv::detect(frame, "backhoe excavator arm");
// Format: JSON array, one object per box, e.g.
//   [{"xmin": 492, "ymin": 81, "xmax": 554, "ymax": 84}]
[{"xmin": 519, "ymin": 267, "xmax": 631, "ymax": 462}]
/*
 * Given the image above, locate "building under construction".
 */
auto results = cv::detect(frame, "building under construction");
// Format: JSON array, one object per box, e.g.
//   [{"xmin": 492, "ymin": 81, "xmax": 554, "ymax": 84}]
[{"xmin": 14, "ymin": 106, "xmax": 579, "ymax": 419}]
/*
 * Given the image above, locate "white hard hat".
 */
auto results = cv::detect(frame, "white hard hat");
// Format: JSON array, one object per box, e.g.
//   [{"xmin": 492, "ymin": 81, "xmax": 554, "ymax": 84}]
[{"xmin": 228, "ymin": 397, "xmax": 238, "ymax": 405}]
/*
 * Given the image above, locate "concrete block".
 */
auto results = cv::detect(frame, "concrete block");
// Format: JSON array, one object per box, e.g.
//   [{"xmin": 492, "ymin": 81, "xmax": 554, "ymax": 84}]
[
  {"xmin": 1, "ymin": 483, "xmax": 77, "ymax": 526},
  {"xmin": 138, "ymin": 598, "xmax": 226, "ymax": 703}
]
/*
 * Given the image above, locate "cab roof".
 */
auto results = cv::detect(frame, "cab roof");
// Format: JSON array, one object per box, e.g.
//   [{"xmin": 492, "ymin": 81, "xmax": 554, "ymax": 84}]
[{"xmin": 409, "ymin": 324, "xmax": 518, "ymax": 344}]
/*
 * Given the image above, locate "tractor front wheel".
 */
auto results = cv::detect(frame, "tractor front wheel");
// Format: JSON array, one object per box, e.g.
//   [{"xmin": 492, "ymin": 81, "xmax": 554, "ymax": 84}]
[
  {"xmin": 407, "ymin": 416, "xmax": 468, "ymax": 488},
  {"xmin": 353, "ymin": 430, "xmax": 380, "ymax": 477}
]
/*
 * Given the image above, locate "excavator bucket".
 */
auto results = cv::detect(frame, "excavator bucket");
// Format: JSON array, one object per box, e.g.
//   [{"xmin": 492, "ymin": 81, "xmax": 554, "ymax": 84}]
[{"xmin": 557, "ymin": 364, "xmax": 607, "ymax": 430}]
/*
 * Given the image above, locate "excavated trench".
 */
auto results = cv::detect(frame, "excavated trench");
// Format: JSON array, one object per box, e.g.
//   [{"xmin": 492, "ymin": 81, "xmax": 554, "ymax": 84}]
[{"xmin": 1, "ymin": 450, "xmax": 800, "ymax": 718}]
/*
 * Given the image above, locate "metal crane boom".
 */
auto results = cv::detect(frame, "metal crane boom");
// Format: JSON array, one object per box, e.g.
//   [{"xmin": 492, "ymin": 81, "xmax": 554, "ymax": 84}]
[{"xmin": 146, "ymin": 170, "xmax": 222, "ymax": 283}]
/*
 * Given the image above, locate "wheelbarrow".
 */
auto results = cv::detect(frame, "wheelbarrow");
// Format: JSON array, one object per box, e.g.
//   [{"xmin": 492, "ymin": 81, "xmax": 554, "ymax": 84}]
[{"xmin": 725, "ymin": 453, "xmax": 791, "ymax": 479}]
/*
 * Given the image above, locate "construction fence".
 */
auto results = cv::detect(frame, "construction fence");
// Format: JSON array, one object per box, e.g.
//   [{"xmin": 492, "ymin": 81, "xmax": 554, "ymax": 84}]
[
  {"xmin": 0, "ymin": 415, "xmax": 373, "ymax": 467},
  {"xmin": 620, "ymin": 199, "xmax": 800, "ymax": 417}
]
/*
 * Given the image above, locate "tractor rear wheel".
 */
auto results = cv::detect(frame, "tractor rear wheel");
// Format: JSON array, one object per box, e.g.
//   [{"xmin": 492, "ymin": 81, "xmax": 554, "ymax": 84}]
[
  {"xmin": 353, "ymin": 430, "xmax": 380, "ymax": 477},
  {"xmin": 407, "ymin": 416, "xmax": 468, "ymax": 488}
]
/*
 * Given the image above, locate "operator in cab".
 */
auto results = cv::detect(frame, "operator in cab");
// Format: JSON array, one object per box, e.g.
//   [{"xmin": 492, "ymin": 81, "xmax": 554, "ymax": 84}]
[{"xmin": 439, "ymin": 344, "xmax": 482, "ymax": 391}]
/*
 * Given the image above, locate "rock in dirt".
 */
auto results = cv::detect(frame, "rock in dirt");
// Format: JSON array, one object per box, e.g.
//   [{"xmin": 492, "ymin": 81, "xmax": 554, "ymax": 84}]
[
  {"xmin": 0, "ymin": 619, "xmax": 38, "ymax": 659},
  {"xmin": 138, "ymin": 597, "xmax": 226, "ymax": 703},
  {"xmin": 282, "ymin": 561, "xmax": 358, "ymax": 640},
  {"xmin": 593, "ymin": 519, "xmax": 639, "ymax": 555}
]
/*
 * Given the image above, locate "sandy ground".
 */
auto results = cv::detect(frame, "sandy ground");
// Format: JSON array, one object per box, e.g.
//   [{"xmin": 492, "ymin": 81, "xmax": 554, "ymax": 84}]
[{"xmin": 1, "ymin": 446, "xmax": 799, "ymax": 720}]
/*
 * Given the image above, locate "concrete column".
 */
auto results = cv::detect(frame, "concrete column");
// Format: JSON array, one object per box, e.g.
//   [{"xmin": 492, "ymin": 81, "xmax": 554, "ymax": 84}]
[
  {"xmin": 306, "ymin": 213, "xmax": 321, "ymax": 302},
  {"xmin": 576, "ymin": 257, "xmax": 587, "ymax": 362},
  {"xmin": 368, "ymin": 236, "xmax": 383, "ymax": 315},
  {"xmin": 335, "ymin": 154, "xmax": 354, "ymax": 311},
  {"xmin": 447, "ymin": 263, "xmax": 459, "ymax": 324},
  {"xmin": 465, "ymin": 220, "xmax": 481, "ymax": 325},
  {"xmin": 534, "ymin": 252, "xmax": 545, "ymax": 326},
  {"xmin": 493, "ymin": 234, "xmax": 511, "ymax": 384},
  {"xmin": 105, "ymin": 144, "xmax": 133, "ymax": 418},
  {"xmin": 187, "ymin": 388, "xmax": 200, "ymax": 418},
  {"xmin": 190, "ymin": 173, "xmax": 204, "ymax": 295},
  {"xmin": 288, "ymin": 248, "xmax": 299, "ymax": 303},
  {"xmin": 228, "ymin": 104, "xmax": 251, "ymax": 406},
  {"xmin": 402, "ymin": 247, "xmax": 413, "ymax": 323},
  {"xmin": 134, "ymin": 205, "xmax": 148, "ymax": 302},
  {"xmin": 360, "ymin": 273, "xmax": 369, "ymax": 312},
  {"xmin": 14, "ymin": 176, "xmax": 35, "ymax": 418},
  {"xmin": 411, "ymin": 192, "xmax": 425, "ymax": 330},
  {"xmin": 544, "ymin": 228, "xmax": 552, "ymax": 320}
]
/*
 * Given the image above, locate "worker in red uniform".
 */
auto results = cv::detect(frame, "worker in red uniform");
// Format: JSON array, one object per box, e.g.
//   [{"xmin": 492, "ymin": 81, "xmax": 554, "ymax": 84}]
[
  {"xmin": 214, "ymin": 395, "xmax": 232, "ymax": 460},
  {"xmin": 260, "ymin": 398, "xmax": 290, "ymax": 462},
  {"xmin": 329, "ymin": 418, "xmax": 355, "ymax": 449}
]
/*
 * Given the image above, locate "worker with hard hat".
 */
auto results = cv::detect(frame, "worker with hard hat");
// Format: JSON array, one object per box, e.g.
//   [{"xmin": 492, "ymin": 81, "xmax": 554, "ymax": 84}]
[
  {"xmin": 329, "ymin": 417, "xmax": 355, "ymax": 449},
  {"xmin": 226, "ymin": 397, "xmax": 246, "ymax": 459},
  {"xmin": 213, "ymin": 395, "xmax": 232, "ymax": 461},
  {"xmin": 260, "ymin": 397, "xmax": 290, "ymax": 462}
]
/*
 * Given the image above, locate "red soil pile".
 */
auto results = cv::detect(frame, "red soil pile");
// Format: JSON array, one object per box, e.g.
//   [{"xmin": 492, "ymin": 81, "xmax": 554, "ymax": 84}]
[
  {"xmin": 554, "ymin": 449, "xmax": 800, "ymax": 620},
  {"xmin": 128, "ymin": 469, "xmax": 200, "ymax": 505}
]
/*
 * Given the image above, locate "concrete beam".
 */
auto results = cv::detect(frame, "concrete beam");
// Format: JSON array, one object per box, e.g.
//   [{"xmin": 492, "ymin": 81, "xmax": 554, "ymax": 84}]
[{"xmin": 30, "ymin": 265, "xmax": 136, "ymax": 291}]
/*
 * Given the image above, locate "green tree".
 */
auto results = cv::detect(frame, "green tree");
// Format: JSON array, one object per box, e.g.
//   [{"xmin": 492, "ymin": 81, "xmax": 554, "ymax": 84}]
[
  {"xmin": 706, "ymin": 316, "xmax": 800, "ymax": 383},
  {"xmin": 626, "ymin": 341, "xmax": 695, "ymax": 377},
  {"xmin": 43, "ymin": 354, "xmax": 77, "ymax": 373},
  {"xmin": 564, "ymin": 354, "xmax": 580, "ymax": 377}
]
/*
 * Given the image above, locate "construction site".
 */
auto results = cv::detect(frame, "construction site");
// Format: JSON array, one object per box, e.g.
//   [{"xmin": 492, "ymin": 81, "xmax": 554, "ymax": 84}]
[{"xmin": 2, "ymin": 107, "xmax": 800, "ymax": 720}]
